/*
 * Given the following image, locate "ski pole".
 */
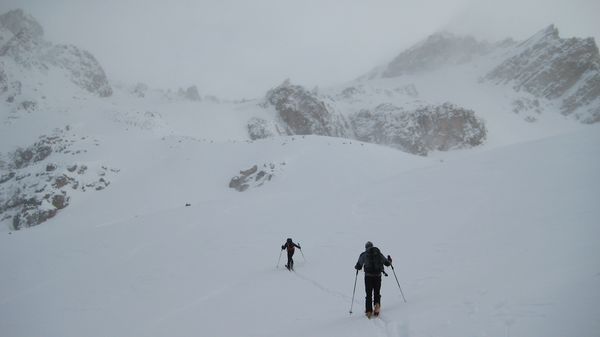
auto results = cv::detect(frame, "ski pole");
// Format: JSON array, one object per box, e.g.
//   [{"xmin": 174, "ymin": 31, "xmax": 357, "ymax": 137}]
[
  {"xmin": 298, "ymin": 244, "xmax": 306, "ymax": 261},
  {"xmin": 349, "ymin": 269, "xmax": 358, "ymax": 315},
  {"xmin": 390, "ymin": 265, "xmax": 407, "ymax": 302},
  {"xmin": 276, "ymin": 249, "xmax": 283, "ymax": 268}
]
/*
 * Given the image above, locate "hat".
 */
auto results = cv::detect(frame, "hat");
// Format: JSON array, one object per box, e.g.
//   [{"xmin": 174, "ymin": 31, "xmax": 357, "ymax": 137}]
[{"xmin": 365, "ymin": 241, "xmax": 373, "ymax": 249}]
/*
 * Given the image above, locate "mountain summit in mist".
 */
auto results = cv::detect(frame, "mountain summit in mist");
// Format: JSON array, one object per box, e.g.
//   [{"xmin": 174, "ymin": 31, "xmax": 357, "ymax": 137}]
[
  {"xmin": 0, "ymin": 8, "xmax": 112, "ymax": 103},
  {"xmin": 380, "ymin": 25, "xmax": 600, "ymax": 123}
]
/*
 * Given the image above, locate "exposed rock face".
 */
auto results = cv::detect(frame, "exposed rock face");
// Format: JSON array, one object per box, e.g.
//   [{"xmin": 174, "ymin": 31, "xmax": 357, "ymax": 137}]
[
  {"xmin": 179, "ymin": 85, "xmax": 202, "ymax": 101},
  {"xmin": 229, "ymin": 163, "xmax": 280, "ymax": 192},
  {"xmin": 0, "ymin": 9, "xmax": 43, "ymax": 39},
  {"xmin": 45, "ymin": 44, "xmax": 113, "ymax": 97},
  {"xmin": 0, "ymin": 25, "xmax": 46, "ymax": 69},
  {"xmin": 256, "ymin": 80, "xmax": 487, "ymax": 155},
  {"xmin": 0, "ymin": 9, "xmax": 113, "ymax": 98},
  {"xmin": 0, "ymin": 129, "xmax": 119, "ymax": 230},
  {"xmin": 247, "ymin": 117, "xmax": 274, "ymax": 140},
  {"xmin": 264, "ymin": 80, "xmax": 348, "ymax": 137},
  {"xmin": 11, "ymin": 140, "xmax": 52, "ymax": 169},
  {"xmin": 380, "ymin": 32, "xmax": 492, "ymax": 78},
  {"xmin": 0, "ymin": 62, "xmax": 22, "ymax": 102},
  {"xmin": 351, "ymin": 103, "xmax": 487, "ymax": 155},
  {"xmin": 485, "ymin": 25, "xmax": 600, "ymax": 123},
  {"xmin": 0, "ymin": 64, "xmax": 7, "ymax": 93},
  {"xmin": 0, "ymin": 10, "xmax": 45, "ymax": 69}
]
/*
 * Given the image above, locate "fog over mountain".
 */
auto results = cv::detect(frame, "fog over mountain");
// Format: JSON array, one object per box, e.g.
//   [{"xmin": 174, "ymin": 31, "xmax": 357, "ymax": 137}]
[{"xmin": 0, "ymin": 0, "xmax": 598, "ymax": 98}]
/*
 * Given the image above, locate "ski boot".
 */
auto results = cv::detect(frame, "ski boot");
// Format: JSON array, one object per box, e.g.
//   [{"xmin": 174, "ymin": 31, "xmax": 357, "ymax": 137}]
[{"xmin": 374, "ymin": 304, "xmax": 380, "ymax": 317}]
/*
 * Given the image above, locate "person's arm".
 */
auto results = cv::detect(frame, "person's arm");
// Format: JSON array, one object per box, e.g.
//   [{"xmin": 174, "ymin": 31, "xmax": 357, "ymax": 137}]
[
  {"xmin": 294, "ymin": 242, "xmax": 301, "ymax": 249},
  {"xmin": 281, "ymin": 242, "xmax": 286, "ymax": 250},
  {"xmin": 383, "ymin": 253, "xmax": 392, "ymax": 267},
  {"xmin": 355, "ymin": 253, "xmax": 365, "ymax": 270}
]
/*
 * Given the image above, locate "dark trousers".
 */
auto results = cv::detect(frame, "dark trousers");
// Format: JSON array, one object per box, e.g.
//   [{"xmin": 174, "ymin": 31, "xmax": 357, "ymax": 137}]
[
  {"xmin": 286, "ymin": 251, "xmax": 295, "ymax": 268},
  {"xmin": 364, "ymin": 275, "xmax": 382, "ymax": 312}
]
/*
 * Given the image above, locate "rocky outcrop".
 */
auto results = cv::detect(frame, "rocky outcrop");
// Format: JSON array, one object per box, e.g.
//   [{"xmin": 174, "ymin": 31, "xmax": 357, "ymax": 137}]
[
  {"xmin": 511, "ymin": 97, "xmax": 543, "ymax": 122},
  {"xmin": 257, "ymin": 80, "xmax": 487, "ymax": 155},
  {"xmin": 264, "ymin": 80, "xmax": 349, "ymax": 137},
  {"xmin": 0, "ymin": 24, "xmax": 46, "ymax": 69},
  {"xmin": 351, "ymin": 103, "xmax": 487, "ymax": 155},
  {"xmin": 485, "ymin": 25, "xmax": 600, "ymax": 123},
  {"xmin": 0, "ymin": 129, "xmax": 119, "ymax": 230},
  {"xmin": 0, "ymin": 9, "xmax": 43, "ymax": 39},
  {"xmin": 0, "ymin": 9, "xmax": 113, "ymax": 98},
  {"xmin": 229, "ymin": 163, "xmax": 281, "ymax": 192},
  {"xmin": 247, "ymin": 117, "xmax": 274, "ymax": 140},
  {"xmin": 179, "ymin": 85, "xmax": 202, "ymax": 101},
  {"xmin": 44, "ymin": 44, "xmax": 113, "ymax": 97},
  {"xmin": 0, "ymin": 63, "xmax": 6, "ymax": 92}
]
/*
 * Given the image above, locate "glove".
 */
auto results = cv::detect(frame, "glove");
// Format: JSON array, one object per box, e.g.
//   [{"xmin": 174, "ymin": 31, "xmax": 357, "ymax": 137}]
[
  {"xmin": 387, "ymin": 255, "xmax": 392, "ymax": 263},
  {"xmin": 281, "ymin": 245, "xmax": 285, "ymax": 250},
  {"xmin": 297, "ymin": 245, "xmax": 301, "ymax": 249},
  {"xmin": 355, "ymin": 263, "xmax": 362, "ymax": 270}
]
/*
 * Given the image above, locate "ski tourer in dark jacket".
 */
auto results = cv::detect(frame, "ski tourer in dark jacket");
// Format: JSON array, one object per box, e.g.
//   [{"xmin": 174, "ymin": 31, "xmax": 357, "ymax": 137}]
[
  {"xmin": 281, "ymin": 238, "xmax": 301, "ymax": 270},
  {"xmin": 355, "ymin": 241, "xmax": 392, "ymax": 318}
]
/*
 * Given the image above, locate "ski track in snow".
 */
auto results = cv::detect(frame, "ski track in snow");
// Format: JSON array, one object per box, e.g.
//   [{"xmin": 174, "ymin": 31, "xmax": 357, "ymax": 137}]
[
  {"xmin": 293, "ymin": 268, "xmax": 410, "ymax": 337},
  {"xmin": 375, "ymin": 315, "xmax": 404, "ymax": 337},
  {"xmin": 292, "ymin": 270, "xmax": 351, "ymax": 302}
]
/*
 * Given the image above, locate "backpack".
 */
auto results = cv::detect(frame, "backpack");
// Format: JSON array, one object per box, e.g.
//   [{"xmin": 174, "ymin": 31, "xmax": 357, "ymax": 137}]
[
  {"xmin": 285, "ymin": 239, "xmax": 295, "ymax": 253},
  {"xmin": 363, "ymin": 247, "xmax": 384, "ymax": 274}
]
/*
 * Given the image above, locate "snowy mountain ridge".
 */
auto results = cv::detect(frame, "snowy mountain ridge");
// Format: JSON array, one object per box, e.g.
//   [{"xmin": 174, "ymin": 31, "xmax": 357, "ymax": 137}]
[
  {"xmin": 248, "ymin": 25, "xmax": 600, "ymax": 156},
  {"xmin": 485, "ymin": 25, "xmax": 600, "ymax": 122},
  {"xmin": 1, "ymin": 9, "xmax": 597, "ymax": 229}
]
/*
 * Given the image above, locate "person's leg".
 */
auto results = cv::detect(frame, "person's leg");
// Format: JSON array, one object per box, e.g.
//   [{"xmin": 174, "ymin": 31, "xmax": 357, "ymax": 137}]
[
  {"xmin": 373, "ymin": 275, "xmax": 382, "ymax": 315},
  {"xmin": 364, "ymin": 276, "xmax": 374, "ymax": 315}
]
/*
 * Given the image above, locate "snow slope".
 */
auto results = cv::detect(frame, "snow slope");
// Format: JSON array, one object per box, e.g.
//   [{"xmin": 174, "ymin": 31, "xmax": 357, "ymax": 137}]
[{"xmin": 1, "ymin": 123, "xmax": 599, "ymax": 337}]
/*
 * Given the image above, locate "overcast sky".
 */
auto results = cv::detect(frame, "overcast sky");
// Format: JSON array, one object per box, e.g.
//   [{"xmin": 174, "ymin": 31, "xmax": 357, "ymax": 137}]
[{"xmin": 1, "ymin": 0, "xmax": 599, "ymax": 99}]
